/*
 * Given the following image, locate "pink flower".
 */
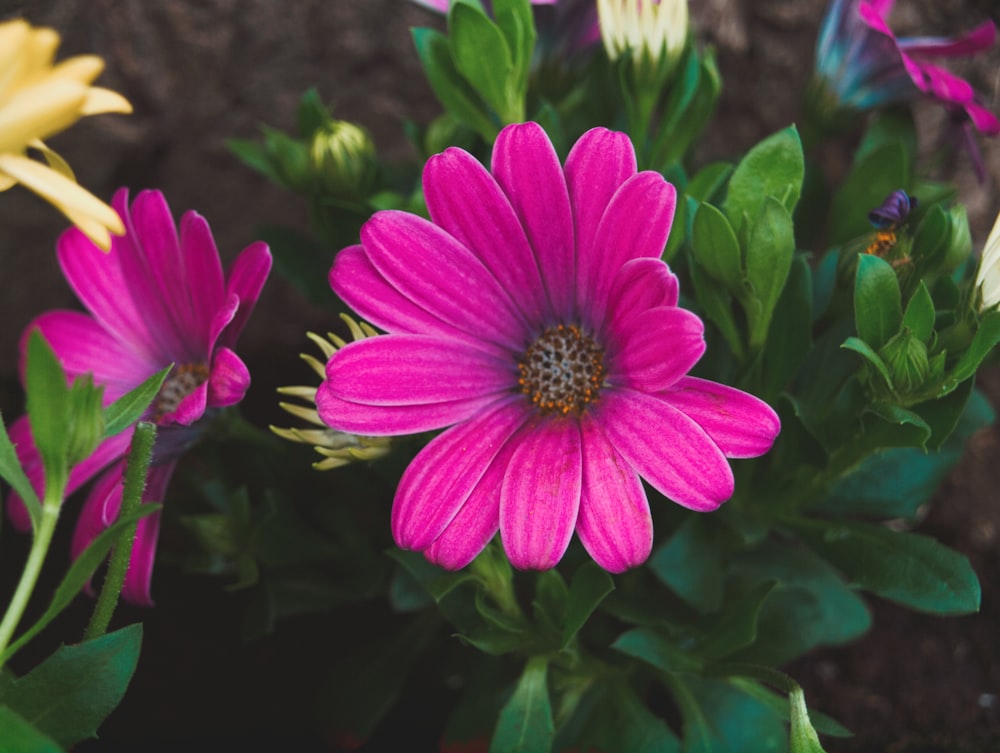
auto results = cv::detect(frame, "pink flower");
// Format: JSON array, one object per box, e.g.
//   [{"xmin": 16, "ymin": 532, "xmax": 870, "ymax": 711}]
[
  {"xmin": 6, "ymin": 188, "xmax": 272, "ymax": 605},
  {"xmin": 859, "ymin": 1, "xmax": 999, "ymax": 131},
  {"xmin": 318, "ymin": 122, "xmax": 779, "ymax": 573}
]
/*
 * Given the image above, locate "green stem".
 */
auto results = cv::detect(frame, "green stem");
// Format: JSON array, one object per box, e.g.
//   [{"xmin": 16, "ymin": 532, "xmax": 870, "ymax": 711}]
[
  {"xmin": 0, "ymin": 492, "xmax": 62, "ymax": 669},
  {"xmin": 84, "ymin": 421, "xmax": 157, "ymax": 641}
]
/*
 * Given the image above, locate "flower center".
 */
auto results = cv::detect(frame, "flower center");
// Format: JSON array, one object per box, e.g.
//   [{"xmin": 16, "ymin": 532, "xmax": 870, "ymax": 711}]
[
  {"xmin": 154, "ymin": 363, "xmax": 209, "ymax": 420},
  {"xmin": 517, "ymin": 324, "xmax": 605, "ymax": 416}
]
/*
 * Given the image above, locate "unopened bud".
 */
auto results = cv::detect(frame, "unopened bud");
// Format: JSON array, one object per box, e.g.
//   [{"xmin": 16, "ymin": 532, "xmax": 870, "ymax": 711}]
[{"xmin": 310, "ymin": 120, "xmax": 377, "ymax": 199}]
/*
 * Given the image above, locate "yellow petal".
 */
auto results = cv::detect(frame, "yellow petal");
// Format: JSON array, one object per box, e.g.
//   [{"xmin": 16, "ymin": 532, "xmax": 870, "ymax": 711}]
[
  {"xmin": 28, "ymin": 138, "xmax": 76, "ymax": 180},
  {"xmin": 81, "ymin": 86, "xmax": 132, "ymax": 116},
  {"xmin": 0, "ymin": 152, "xmax": 123, "ymax": 243},
  {"xmin": 0, "ymin": 21, "xmax": 32, "ymax": 99},
  {"xmin": 23, "ymin": 26, "xmax": 60, "ymax": 76},
  {"xmin": 50, "ymin": 55, "xmax": 105, "ymax": 85},
  {"xmin": 0, "ymin": 78, "xmax": 88, "ymax": 151}
]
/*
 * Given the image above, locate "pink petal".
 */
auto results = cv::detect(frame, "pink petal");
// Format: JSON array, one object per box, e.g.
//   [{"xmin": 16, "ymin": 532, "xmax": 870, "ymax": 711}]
[
  {"xmin": 965, "ymin": 99, "xmax": 1000, "ymax": 135},
  {"xmin": 901, "ymin": 56, "xmax": 974, "ymax": 101},
  {"xmin": 21, "ymin": 311, "xmax": 160, "ymax": 402},
  {"xmin": 161, "ymin": 380, "xmax": 208, "ymax": 426},
  {"xmin": 173, "ymin": 211, "xmax": 226, "ymax": 354},
  {"xmin": 422, "ymin": 417, "xmax": 531, "ymax": 569},
  {"xmin": 325, "ymin": 335, "xmax": 513, "ymax": 406},
  {"xmin": 578, "ymin": 172, "xmax": 677, "ymax": 329},
  {"xmin": 564, "ymin": 129, "xmax": 637, "ymax": 280},
  {"xmin": 899, "ymin": 21, "xmax": 996, "ymax": 58},
  {"xmin": 361, "ymin": 211, "xmax": 530, "ymax": 351},
  {"xmin": 576, "ymin": 414, "xmax": 652, "ymax": 572},
  {"xmin": 500, "ymin": 417, "xmax": 582, "ymax": 570},
  {"xmin": 317, "ymin": 384, "xmax": 502, "ymax": 436},
  {"xmin": 121, "ymin": 463, "xmax": 175, "ymax": 606},
  {"xmin": 330, "ymin": 245, "xmax": 498, "ymax": 353},
  {"xmin": 392, "ymin": 398, "xmax": 528, "ymax": 551},
  {"xmin": 206, "ymin": 293, "xmax": 240, "ymax": 357},
  {"xmin": 117, "ymin": 190, "xmax": 193, "ymax": 361},
  {"xmin": 606, "ymin": 306, "xmax": 706, "ymax": 392},
  {"xmin": 594, "ymin": 388, "xmax": 734, "ymax": 511},
  {"xmin": 603, "ymin": 258, "xmax": 680, "ymax": 337},
  {"xmin": 424, "ymin": 145, "xmax": 550, "ymax": 327},
  {"xmin": 219, "ymin": 241, "xmax": 272, "ymax": 350},
  {"xmin": 57, "ymin": 195, "xmax": 161, "ymax": 362},
  {"xmin": 207, "ymin": 346, "xmax": 250, "ymax": 408},
  {"xmin": 70, "ymin": 461, "xmax": 126, "ymax": 563},
  {"xmin": 662, "ymin": 377, "xmax": 780, "ymax": 458},
  {"xmin": 491, "ymin": 122, "xmax": 577, "ymax": 320}
]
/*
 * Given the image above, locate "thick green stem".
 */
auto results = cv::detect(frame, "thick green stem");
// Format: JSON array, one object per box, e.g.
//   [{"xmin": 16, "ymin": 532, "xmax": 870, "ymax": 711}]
[
  {"xmin": 0, "ymin": 494, "xmax": 62, "ymax": 669},
  {"xmin": 84, "ymin": 421, "xmax": 157, "ymax": 641}
]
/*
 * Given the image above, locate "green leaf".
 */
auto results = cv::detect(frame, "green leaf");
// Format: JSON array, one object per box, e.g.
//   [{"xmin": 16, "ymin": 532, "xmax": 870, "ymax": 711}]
[
  {"xmin": 695, "ymin": 581, "xmax": 776, "ymax": 661},
  {"xmin": 0, "ymin": 506, "xmax": 159, "ymax": 664},
  {"xmin": 901, "ymin": 281, "xmax": 935, "ymax": 342},
  {"xmin": 24, "ymin": 330, "xmax": 71, "ymax": 496},
  {"xmin": 687, "ymin": 247, "xmax": 745, "ymax": 359},
  {"xmin": 489, "ymin": 657, "xmax": 554, "ymax": 753},
  {"xmin": 692, "ymin": 201, "xmax": 743, "ymax": 293},
  {"xmin": 943, "ymin": 310, "xmax": 1000, "ymax": 392},
  {"xmin": 723, "ymin": 125, "xmax": 804, "ymax": 231},
  {"xmin": 792, "ymin": 519, "xmax": 981, "ymax": 615},
  {"xmin": 855, "ymin": 107, "xmax": 916, "ymax": 168},
  {"xmin": 560, "ymin": 562, "xmax": 614, "ymax": 649},
  {"xmin": 227, "ymin": 138, "xmax": 284, "ymax": 185},
  {"xmin": 745, "ymin": 196, "xmax": 796, "ymax": 350},
  {"xmin": 687, "ymin": 162, "xmax": 733, "ymax": 204},
  {"xmin": 0, "ymin": 412, "xmax": 42, "ymax": 531},
  {"xmin": 649, "ymin": 516, "xmax": 726, "ymax": 613},
  {"xmin": 911, "ymin": 204, "xmax": 950, "ymax": 271},
  {"xmin": 296, "ymin": 86, "xmax": 329, "ymax": 138},
  {"xmin": 789, "ymin": 686, "xmax": 828, "ymax": 753},
  {"xmin": 0, "ymin": 706, "xmax": 64, "ymax": 753},
  {"xmin": 762, "ymin": 255, "xmax": 813, "ymax": 396},
  {"xmin": 492, "ymin": 0, "xmax": 535, "ymax": 96},
  {"xmin": 611, "ymin": 627, "xmax": 703, "ymax": 674},
  {"xmin": 854, "ymin": 254, "xmax": 901, "ymax": 350},
  {"xmin": 412, "ymin": 27, "xmax": 497, "ymax": 141},
  {"xmin": 102, "ymin": 366, "xmax": 171, "ymax": 437},
  {"xmin": 450, "ymin": 2, "xmax": 518, "ymax": 122},
  {"xmin": 5, "ymin": 624, "xmax": 142, "ymax": 747},
  {"xmin": 841, "ymin": 336, "xmax": 893, "ymax": 389},
  {"xmin": 727, "ymin": 679, "xmax": 851, "ymax": 738},
  {"xmin": 681, "ymin": 676, "xmax": 787, "ymax": 753}
]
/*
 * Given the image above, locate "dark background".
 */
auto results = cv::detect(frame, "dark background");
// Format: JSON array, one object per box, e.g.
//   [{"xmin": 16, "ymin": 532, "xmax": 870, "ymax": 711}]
[{"xmin": 1, "ymin": 1, "xmax": 999, "ymax": 750}]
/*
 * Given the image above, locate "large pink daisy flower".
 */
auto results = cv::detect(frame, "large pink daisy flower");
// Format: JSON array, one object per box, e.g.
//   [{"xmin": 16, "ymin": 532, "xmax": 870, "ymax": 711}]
[
  {"xmin": 318, "ymin": 122, "xmax": 779, "ymax": 573},
  {"xmin": 7, "ymin": 188, "xmax": 272, "ymax": 605}
]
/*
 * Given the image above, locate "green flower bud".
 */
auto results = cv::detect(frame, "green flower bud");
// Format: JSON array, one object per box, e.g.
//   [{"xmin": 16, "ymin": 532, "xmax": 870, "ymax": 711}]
[
  {"xmin": 309, "ymin": 120, "xmax": 377, "ymax": 200},
  {"xmin": 878, "ymin": 330, "xmax": 929, "ymax": 395}
]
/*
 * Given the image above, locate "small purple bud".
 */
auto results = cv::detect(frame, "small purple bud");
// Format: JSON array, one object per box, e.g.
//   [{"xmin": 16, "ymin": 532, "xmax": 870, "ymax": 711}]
[{"xmin": 868, "ymin": 190, "xmax": 917, "ymax": 229}]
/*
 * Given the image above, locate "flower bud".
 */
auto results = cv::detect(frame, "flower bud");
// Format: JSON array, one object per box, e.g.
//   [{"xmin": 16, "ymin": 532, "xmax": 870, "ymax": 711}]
[
  {"xmin": 309, "ymin": 120, "xmax": 377, "ymax": 200},
  {"xmin": 878, "ymin": 330, "xmax": 929, "ymax": 395}
]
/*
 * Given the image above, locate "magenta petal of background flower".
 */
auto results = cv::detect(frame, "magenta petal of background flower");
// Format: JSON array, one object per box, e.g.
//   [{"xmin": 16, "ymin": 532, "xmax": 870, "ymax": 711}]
[
  {"xmin": 207, "ymin": 347, "xmax": 251, "ymax": 408},
  {"xmin": 899, "ymin": 21, "xmax": 996, "ymax": 57},
  {"xmin": 326, "ymin": 335, "xmax": 513, "ymax": 406},
  {"xmin": 576, "ymin": 415, "xmax": 652, "ymax": 572},
  {"xmin": 596, "ymin": 389, "xmax": 734, "ymax": 511},
  {"xmin": 491, "ymin": 121, "xmax": 576, "ymax": 320},
  {"xmin": 663, "ymin": 377, "xmax": 781, "ymax": 458},
  {"xmin": 500, "ymin": 419, "xmax": 582, "ymax": 570},
  {"xmin": 219, "ymin": 241, "xmax": 273, "ymax": 350},
  {"xmin": 70, "ymin": 461, "xmax": 127, "ymax": 564},
  {"xmin": 393, "ymin": 399, "xmax": 527, "ymax": 551},
  {"xmin": 122, "ymin": 464, "xmax": 174, "ymax": 606},
  {"xmin": 175, "ymin": 211, "xmax": 226, "ymax": 354}
]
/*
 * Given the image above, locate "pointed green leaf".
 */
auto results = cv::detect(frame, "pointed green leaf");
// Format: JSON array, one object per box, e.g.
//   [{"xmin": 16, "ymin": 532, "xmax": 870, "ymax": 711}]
[
  {"xmin": 5, "ymin": 624, "xmax": 142, "ymax": 747},
  {"xmin": 695, "ymin": 581, "xmax": 776, "ymax": 661},
  {"xmin": 611, "ymin": 627, "xmax": 703, "ymax": 674},
  {"xmin": 450, "ymin": 2, "xmax": 518, "ymax": 122},
  {"xmin": 24, "ymin": 330, "xmax": 71, "ymax": 495},
  {"xmin": 854, "ymin": 254, "xmax": 901, "ymax": 350},
  {"xmin": 560, "ymin": 561, "xmax": 614, "ymax": 649},
  {"xmin": 723, "ymin": 125, "xmax": 804, "ymax": 230},
  {"xmin": 792, "ymin": 519, "xmax": 980, "ymax": 615},
  {"xmin": 943, "ymin": 310, "xmax": 1000, "ymax": 391},
  {"xmin": 102, "ymin": 366, "xmax": 171, "ymax": 437},
  {"xmin": 692, "ymin": 201, "xmax": 743, "ymax": 293},
  {"xmin": 649, "ymin": 516, "xmax": 726, "ymax": 613},
  {"xmin": 0, "ymin": 412, "xmax": 42, "ymax": 531},
  {"xmin": 489, "ymin": 657, "xmax": 554, "ymax": 753},
  {"xmin": 901, "ymin": 281, "xmax": 935, "ymax": 342},
  {"xmin": 789, "ymin": 685, "xmax": 829, "ymax": 753},
  {"xmin": 841, "ymin": 336, "xmax": 893, "ymax": 388},
  {"xmin": 745, "ymin": 196, "xmax": 795, "ymax": 349}
]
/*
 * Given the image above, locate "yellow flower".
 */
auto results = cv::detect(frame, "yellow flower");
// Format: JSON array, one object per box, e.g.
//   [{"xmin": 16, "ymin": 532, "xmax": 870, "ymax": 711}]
[
  {"xmin": 597, "ymin": 0, "xmax": 688, "ymax": 70},
  {"xmin": 975, "ymin": 209, "xmax": 1000, "ymax": 311},
  {"xmin": 272, "ymin": 317, "xmax": 391, "ymax": 470},
  {"xmin": 0, "ymin": 19, "xmax": 132, "ymax": 250}
]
